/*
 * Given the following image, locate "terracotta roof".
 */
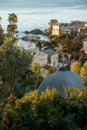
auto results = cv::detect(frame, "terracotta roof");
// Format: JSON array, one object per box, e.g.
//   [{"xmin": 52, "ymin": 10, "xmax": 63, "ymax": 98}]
[{"xmin": 43, "ymin": 64, "xmax": 52, "ymax": 70}]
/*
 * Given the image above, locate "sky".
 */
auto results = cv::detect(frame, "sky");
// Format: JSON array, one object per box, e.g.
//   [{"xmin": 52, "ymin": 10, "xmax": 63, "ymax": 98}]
[{"xmin": 0, "ymin": 0, "xmax": 87, "ymax": 8}]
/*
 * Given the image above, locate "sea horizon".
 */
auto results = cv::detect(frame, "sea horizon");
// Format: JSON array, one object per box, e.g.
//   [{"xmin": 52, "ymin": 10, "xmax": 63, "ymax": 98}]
[{"xmin": 0, "ymin": 0, "xmax": 87, "ymax": 32}]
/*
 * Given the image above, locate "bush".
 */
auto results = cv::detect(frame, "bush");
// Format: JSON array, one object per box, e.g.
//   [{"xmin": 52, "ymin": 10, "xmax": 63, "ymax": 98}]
[{"xmin": 2, "ymin": 89, "xmax": 86, "ymax": 130}]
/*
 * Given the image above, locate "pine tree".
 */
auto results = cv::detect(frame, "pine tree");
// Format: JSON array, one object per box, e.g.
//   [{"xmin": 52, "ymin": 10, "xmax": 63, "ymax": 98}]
[
  {"xmin": 0, "ymin": 38, "xmax": 32, "ymax": 104},
  {"xmin": 7, "ymin": 13, "xmax": 18, "ymax": 36}
]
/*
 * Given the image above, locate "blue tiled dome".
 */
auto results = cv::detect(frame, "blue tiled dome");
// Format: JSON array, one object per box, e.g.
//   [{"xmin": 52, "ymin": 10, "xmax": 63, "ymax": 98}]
[{"xmin": 38, "ymin": 70, "xmax": 85, "ymax": 98}]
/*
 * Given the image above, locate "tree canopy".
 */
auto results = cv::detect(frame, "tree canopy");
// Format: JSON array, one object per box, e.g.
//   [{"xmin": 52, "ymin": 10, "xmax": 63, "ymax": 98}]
[
  {"xmin": 1, "ymin": 89, "xmax": 87, "ymax": 130},
  {"xmin": 7, "ymin": 13, "xmax": 18, "ymax": 36},
  {"xmin": 70, "ymin": 61, "xmax": 81, "ymax": 74},
  {"xmin": 81, "ymin": 61, "xmax": 87, "ymax": 90},
  {"xmin": 0, "ymin": 37, "xmax": 33, "ymax": 105}
]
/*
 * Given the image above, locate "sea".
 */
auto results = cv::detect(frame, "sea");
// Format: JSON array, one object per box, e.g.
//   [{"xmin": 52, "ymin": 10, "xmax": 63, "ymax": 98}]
[{"xmin": 0, "ymin": 0, "xmax": 87, "ymax": 49}]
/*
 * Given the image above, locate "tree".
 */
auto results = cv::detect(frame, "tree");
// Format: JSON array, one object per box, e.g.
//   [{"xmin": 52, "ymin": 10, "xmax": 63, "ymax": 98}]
[
  {"xmin": 79, "ymin": 55, "xmax": 86, "ymax": 67},
  {"xmin": 0, "ymin": 17, "xmax": 2, "ymax": 21},
  {"xmin": 49, "ymin": 34, "xmax": 83, "ymax": 53},
  {"xmin": 31, "ymin": 63, "xmax": 41, "ymax": 73},
  {"xmin": 27, "ymin": 73, "xmax": 43, "ymax": 90},
  {"xmin": 47, "ymin": 55, "xmax": 51, "ymax": 64},
  {"xmin": 0, "ymin": 25, "xmax": 4, "ymax": 45},
  {"xmin": 70, "ymin": 61, "xmax": 81, "ymax": 75},
  {"xmin": 1, "ymin": 89, "xmax": 84, "ymax": 130},
  {"xmin": 0, "ymin": 17, "xmax": 4, "ymax": 45},
  {"xmin": 29, "ymin": 63, "xmax": 43, "ymax": 90},
  {"xmin": 0, "ymin": 16, "xmax": 2, "ymax": 25},
  {"xmin": 48, "ymin": 67, "xmax": 57, "ymax": 75},
  {"xmin": 36, "ymin": 41, "xmax": 42, "ymax": 51},
  {"xmin": 8, "ymin": 13, "xmax": 17, "ymax": 24},
  {"xmin": 7, "ymin": 13, "xmax": 18, "ymax": 36},
  {"xmin": 81, "ymin": 61, "xmax": 87, "ymax": 90},
  {"xmin": 0, "ymin": 38, "xmax": 32, "ymax": 104}
]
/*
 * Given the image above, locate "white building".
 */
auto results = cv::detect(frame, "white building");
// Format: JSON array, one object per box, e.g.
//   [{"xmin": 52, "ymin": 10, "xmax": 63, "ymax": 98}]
[
  {"xmin": 60, "ymin": 25, "xmax": 71, "ymax": 34},
  {"xmin": 33, "ymin": 49, "xmax": 58, "ymax": 67},
  {"xmin": 83, "ymin": 39, "xmax": 87, "ymax": 54}
]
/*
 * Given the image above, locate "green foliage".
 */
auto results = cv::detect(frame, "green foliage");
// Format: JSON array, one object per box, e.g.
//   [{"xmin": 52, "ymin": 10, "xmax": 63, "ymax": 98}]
[
  {"xmin": 36, "ymin": 41, "xmax": 42, "ymax": 51},
  {"xmin": 47, "ymin": 55, "xmax": 51, "ymax": 64},
  {"xmin": 8, "ymin": 13, "xmax": 17, "ymax": 24},
  {"xmin": 31, "ymin": 63, "xmax": 41, "ymax": 73},
  {"xmin": 79, "ymin": 55, "xmax": 87, "ymax": 67},
  {"xmin": 0, "ymin": 38, "xmax": 32, "ymax": 102},
  {"xmin": 0, "ymin": 16, "xmax": 2, "ymax": 21},
  {"xmin": 7, "ymin": 13, "xmax": 18, "ymax": 36},
  {"xmin": 48, "ymin": 67, "xmax": 57, "ymax": 75},
  {"xmin": 49, "ymin": 34, "xmax": 82, "ymax": 53},
  {"xmin": 0, "ymin": 25, "xmax": 4, "ymax": 45},
  {"xmin": 79, "ymin": 56, "xmax": 84, "ymax": 67},
  {"xmin": 65, "ymin": 88, "xmax": 86, "ymax": 102},
  {"xmin": 81, "ymin": 61, "xmax": 87, "ymax": 90},
  {"xmin": 65, "ymin": 88, "xmax": 87, "ymax": 129},
  {"xmin": 27, "ymin": 73, "xmax": 43, "ymax": 90},
  {"xmin": 70, "ymin": 61, "xmax": 81, "ymax": 74},
  {"xmin": 1, "ymin": 89, "xmax": 87, "ymax": 130},
  {"xmin": 7, "ymin": 24, "xmax": 17, "ymax": 36}
]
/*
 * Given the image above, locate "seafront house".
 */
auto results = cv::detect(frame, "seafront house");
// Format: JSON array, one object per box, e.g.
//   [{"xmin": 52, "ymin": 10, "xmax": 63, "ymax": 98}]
[
  {"xmin": 47, "ymin": 19, "xmax": 87, "ymax": 36},
  {"xmin": 33, "ymin": 49, "xmax": 58, "ymax": 67},
  {"xmin": 48, "ymin": 19, "xmax": 60, "ymax": 36},
  {"xmin": 48, "ymin": 19, "xmax": 58, "ymax": 30},
  {"xmin": 52, "ymin": 23, "xmax": 60, "ymax": 35},
  {"xmin": 60, "ymin": 23, "xmax": 71, "ymax": 34}
]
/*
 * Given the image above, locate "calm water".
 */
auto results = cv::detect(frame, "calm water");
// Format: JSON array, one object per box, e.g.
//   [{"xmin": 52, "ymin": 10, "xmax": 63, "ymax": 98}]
[
  {"xmin": 18, "ymin": 33, "xmax": 49, "ymax": 49},
  {"xmin": 0, "ymin": 0, "xmax": 87, "ymax": 32}
]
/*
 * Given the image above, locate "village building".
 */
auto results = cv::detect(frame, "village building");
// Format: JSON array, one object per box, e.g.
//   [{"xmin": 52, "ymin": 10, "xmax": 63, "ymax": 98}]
[
  {"xmin": 33, "ymin": 49, "xmax": 58, "ymax": 67},
  {"xmin": 47, "ymin": 20, "xmax": 87, "ymax": 36},
  {"xmin": 52, "ymin": 23, "xmax": 60, "ymax": 35},
  {"xmin": 70, "ymin": 20, "xmax": 84, "ymax": 35},
  {"xmin": 48, "ymin": 19, "xmax": 58, "ymax": 30},
  {"xmin": 60, "ymin": 23, "xmax": 71, "ymax": 34},
  {"xmin": 83, "ymin": 39, "xmax": 87, "ymax": 54},
  {"xmin": 84, "ymin": 22, "xmax": 87, "ymax": 29},
  {"xmin": 48, "ymin": 19, "xmax": 60, "ymax": 36},
  {"xmin": 78, "ymin": 28, "xmax": 87, "ymax": 38}
]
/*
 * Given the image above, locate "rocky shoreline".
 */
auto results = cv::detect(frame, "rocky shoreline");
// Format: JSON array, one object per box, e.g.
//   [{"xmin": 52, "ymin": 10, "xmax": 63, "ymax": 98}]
[
  {"xmin": 24, "ymin": 28, "xmax": 51, "ymax": 36},
  {"xmin": 24, "ymin": 29, "xmax": 43, "ymax": 35},
  {"xmin": 22, "ymin": 36, "xmax": 40, "ymax": 42},
  {"xmin": 21, "ymin": 28, "xmax": 50, "ymax": 44},
  {"xmin": 21, "ymin": 35, "xmax": 49, "ymax": 45}
]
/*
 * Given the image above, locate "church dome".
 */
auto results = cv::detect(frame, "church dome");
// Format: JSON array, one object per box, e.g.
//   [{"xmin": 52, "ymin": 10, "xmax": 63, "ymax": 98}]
[{"xmin": 38, "ymin": 70, "xmax": 85, "ymax": 98}]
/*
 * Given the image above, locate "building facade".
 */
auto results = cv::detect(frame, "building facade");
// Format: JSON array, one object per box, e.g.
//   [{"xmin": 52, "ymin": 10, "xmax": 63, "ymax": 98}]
[
  {"xmin": 52, "ymin": 23, "xmax": 60, "ymax": 35},
  {"xmin": 48, "ymin": 19, "xmax": 60, "ymax": 36},
  {"xmin": 83, "ymin": 39, "xmax": 87, "ymax": 54},
  {"xmin": 33, "ymin": 49, "xmax": 58, "ymax": 67}
]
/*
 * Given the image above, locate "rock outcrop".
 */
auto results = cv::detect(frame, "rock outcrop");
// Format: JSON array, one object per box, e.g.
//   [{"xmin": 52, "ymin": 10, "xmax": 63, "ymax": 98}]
[{"xmin": 24, "ymin": 29, "xmax": 43, "ymax": 34}]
